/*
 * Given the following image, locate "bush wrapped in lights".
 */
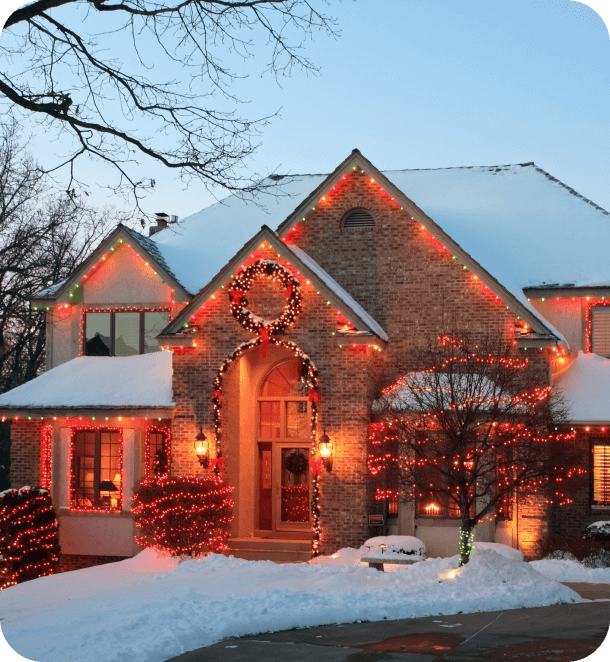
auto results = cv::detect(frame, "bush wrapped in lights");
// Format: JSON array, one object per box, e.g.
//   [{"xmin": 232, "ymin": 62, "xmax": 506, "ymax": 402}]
[
  {"xmin": 0, "ymin": 487, "xmax": 60, "ymax": 590},
  {"xmin": 131, "ymin": 475, "xmax": 235, "ymax": 557}
]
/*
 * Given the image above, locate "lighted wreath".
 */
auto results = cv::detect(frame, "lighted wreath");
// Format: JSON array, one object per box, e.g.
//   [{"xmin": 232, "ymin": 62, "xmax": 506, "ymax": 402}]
[
  {"xmin": 284, "ymin": 451, "xmax": 309, "ymax": 477},
  {"xmin": 228, "ymin": 260, "xmax": 302, "ymax": 336}
]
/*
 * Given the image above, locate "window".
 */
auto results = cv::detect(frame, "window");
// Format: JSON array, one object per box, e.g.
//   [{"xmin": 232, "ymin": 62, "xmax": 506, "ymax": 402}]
[
  {"xmin": 415, "ymin": 459, "xmax": 475, "ymax": 518},
  {"xmin": 70, "ymin": 428, "xmax": 122, "ymax": 511},
  {"xmin": 592, "ymin": 440, "xmax": 610, "ymax": 506},
  {"xmin": 146, "ymin": 426, "xmax": 171, "ymax": 479},
  {"xmin": 342, "ymin": 208, "xmax": 375, "ymax": 228},
  {"xmin": 591, "ymin": 307, "xmax": 610, "ymax": 357},
  {"xmin": 84, "ymin": 310, "xmax": 169, "ymax": 356}
]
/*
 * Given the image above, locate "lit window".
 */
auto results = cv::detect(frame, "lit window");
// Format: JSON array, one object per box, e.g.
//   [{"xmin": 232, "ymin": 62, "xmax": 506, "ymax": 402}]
[
  {"xmin": 70, "ymin": 429, "xmax": 122, "ymax": 511},
  {"xmin": 146, "ymin": 426, "xmax": 171, "ymax": 479},
  {"xmin": 592, "ymin": 440, "xmax": 610, "ymax": 506},
  {"xmin": 591, "ymin": 307, "xmax": 610, "ymax": 357},
  {"xmin": 84, "ymin": 310, "xmax": 169, "ymax": 356}
]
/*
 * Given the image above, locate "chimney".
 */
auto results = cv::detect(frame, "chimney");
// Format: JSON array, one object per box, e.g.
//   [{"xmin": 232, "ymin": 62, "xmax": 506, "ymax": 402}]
[{"xmin": 150, "ymin": 213, "xmax": 178, "ymax": 236}]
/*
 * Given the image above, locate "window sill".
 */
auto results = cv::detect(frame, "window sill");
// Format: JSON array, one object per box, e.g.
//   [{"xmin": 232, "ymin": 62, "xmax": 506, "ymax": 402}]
[
  {"xmin": 591, "ymin": 505, "xmax": 610, "ymax": 510},
  {"xmin": 59, "ymin": 508, "xmax": 131, "ymax": 518}
]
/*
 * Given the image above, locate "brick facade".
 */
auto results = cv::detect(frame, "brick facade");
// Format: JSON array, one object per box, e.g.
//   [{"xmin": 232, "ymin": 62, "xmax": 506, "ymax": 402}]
[{"xmin": 9, "ymin": 419, "xmax": 42, "ymax": 489}]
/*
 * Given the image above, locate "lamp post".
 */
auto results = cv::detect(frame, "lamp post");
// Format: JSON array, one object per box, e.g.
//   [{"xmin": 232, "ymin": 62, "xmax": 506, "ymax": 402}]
[
  {"xmin": 318, "ymin": 431, "xmax": 333, "ymax": 473},
  {"xmin": 194, "ymin": 429, "xmax": 209, "ymax": 469}
]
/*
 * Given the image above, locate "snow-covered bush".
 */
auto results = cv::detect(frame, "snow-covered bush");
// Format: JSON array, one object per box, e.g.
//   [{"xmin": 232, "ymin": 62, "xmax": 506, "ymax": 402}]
[
  {"xmin": 584, "ymin": 521, "xmax": 610, "ymax": 547},
  {"xmin": 131, "ymin": 475, "xmax": 234, "ymax": 557},
  {"xmin": 0, "ymin": 486, "xmax": 60, "ymax": 589},
  {"xmin": 541, "ymin": 532, "xmax": 610, "ymax": 568}
]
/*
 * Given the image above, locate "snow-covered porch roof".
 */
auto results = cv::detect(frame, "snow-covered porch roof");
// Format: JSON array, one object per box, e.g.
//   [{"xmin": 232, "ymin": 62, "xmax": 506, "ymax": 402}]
[
  {"xmin": 0, "ymin": 353, "xmax": 175, "ymax": 419},
  {"xmin": 554, "ymin": 352, "xmax": 610, "ymax": 425}
]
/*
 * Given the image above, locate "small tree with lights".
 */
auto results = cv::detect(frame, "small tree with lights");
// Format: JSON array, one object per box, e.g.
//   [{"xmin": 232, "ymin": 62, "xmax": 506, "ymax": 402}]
[
  {"xmin": 369, "ymin": 333, "xmax": 579, "ymax": 566},
  {"xmin": 131, "ymin": 475, "xmax": 234, "ymax": 557},
  {"xmin": 0, "ymin": 487, "xmax": 60, "ymax": 590}
]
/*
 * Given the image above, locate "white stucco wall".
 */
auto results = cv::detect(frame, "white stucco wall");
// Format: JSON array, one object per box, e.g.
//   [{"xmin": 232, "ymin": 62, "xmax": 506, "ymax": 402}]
[
  {"xmin": 83, "ymin": 242, "xmax": 172, "ymax": 305},
  {"xmin": 530, "ymin": 297, "xmax": 584, "ymax": 352}
]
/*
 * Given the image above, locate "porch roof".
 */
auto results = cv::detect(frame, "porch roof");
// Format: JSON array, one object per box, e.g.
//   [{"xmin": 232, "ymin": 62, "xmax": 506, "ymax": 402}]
[
  {"xmin": 554, "ymin": 352, "xmax": 610, "ymax": 424},
  {"xmin": 0, "ymin": 352, "xmax": 174, "ymax": 416}
]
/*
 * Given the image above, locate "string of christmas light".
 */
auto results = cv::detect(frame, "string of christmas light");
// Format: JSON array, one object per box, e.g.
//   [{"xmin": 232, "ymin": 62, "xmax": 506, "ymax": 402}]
[
  {"xmin": 40, "ymin": 424, "xmax": 53, "ymax": 490},
  {"xmin": 228, "ymin": 259, "xmax": 303, "ymax": 335},
  {"xmin": 68, "ymin": 425, "xmax": 124, "ymax": 513},
  {"xmin": 0, "ymin": 487, "xmax": 60, "ymax": 590},
  {"xmin": 144, "ymin": 424, "xmax": 171, "ymax": 481},
  {"xmin": 585, "ymin": 299, "xmax": 610, "ymax": 353},
  {"xmin": 131, "ymin": 475, "xmax": 235, "ymax": 556},
  {"xmin": 211, "ymin": 335, "xmax": 322, "ymax": 556}
]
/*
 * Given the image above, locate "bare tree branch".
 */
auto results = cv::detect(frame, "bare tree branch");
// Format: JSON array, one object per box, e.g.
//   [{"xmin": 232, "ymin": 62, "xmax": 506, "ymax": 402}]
[{"xmin": 1, "ymin": 1, "xmax": 338, "ymax": 211}]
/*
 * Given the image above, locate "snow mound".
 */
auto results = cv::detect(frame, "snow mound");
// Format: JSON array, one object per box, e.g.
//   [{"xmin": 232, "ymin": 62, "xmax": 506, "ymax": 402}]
[
  {"xmin": 0, "ymin": 549, "xmax": 582, "ymax": 662},
  {"xmin": 530, "ymin": 558, "xmax": 610, "ymax": 584},
  {"xmin": 473, "ymin": 542, "xmax": 524, "ymax": 562}
]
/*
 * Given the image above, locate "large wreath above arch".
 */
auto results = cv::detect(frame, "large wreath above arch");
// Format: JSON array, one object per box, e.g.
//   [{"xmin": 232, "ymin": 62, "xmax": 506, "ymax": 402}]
[{"xmin": 228, "ymin": 260, "xmax": 303, "ymax": 336}]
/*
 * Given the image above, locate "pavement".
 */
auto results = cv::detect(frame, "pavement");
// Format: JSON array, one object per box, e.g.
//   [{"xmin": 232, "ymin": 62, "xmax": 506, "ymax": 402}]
[{"xmin": 166, "ymin": 584, "xmax": 610, "ymax": 662}]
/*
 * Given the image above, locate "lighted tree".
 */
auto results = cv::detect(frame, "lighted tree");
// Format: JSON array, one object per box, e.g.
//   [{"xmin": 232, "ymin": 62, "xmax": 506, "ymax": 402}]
[
  {"xmin": 131, "ymin": 475, "xmax": 234, "ymax": 557},
  {"xmin": 369, "ymin": 334, "xmax": 579, "ymax": 566},
  {"xmin": 0, "ymin": 487, "xmax": 60, "ymax": 589}
]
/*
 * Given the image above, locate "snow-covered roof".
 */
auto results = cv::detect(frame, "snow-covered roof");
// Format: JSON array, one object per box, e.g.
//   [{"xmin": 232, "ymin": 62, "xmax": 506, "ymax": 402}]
[
  {"xmin": 0, "ymin": 353, "xmax": 174, "ymax": 411},
  {"xmin": 149, "ymin": 176, "xmax": 327, "ymax": 295},
  {"xmin": 290, "ymin": 245, "xmax": 388, "ymax": 341},
  {"xmin": 554, "ymin": 352, "xmax": 610, "ymax": 423},
  {"xmin": 34, "ymin": 278, "xmax": 67, "ymax": 299}
]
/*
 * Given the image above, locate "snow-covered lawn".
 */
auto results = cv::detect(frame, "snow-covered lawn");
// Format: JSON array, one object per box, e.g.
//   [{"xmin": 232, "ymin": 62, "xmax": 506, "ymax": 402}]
[{"xmin": 1, "ymin": 547, "xmax": 601, "ymax": 662}]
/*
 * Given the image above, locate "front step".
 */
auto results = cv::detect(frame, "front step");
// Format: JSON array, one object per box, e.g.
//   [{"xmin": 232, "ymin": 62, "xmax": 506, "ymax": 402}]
[{"xmin": 223, "ymin": 537, "xmax": 313, "ymax": 563}]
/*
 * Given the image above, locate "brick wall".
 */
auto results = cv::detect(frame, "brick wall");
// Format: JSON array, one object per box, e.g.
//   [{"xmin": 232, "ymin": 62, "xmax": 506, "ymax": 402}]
[
  {"xmin": 56, "ymin": 554, "xmax": 129, "ymax": 574},
  {"xmin": 10, "ymin": 419, "xmax": 42, "ymax": 488}
]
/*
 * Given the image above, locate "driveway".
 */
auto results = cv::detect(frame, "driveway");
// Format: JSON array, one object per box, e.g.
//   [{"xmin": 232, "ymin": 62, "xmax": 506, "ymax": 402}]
[{"xmin": 166, "ymin": 584, "xmax": 609, "ymax": 662}]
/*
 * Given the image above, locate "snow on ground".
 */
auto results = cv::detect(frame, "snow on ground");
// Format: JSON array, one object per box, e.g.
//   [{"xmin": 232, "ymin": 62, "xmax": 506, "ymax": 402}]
[
  {"xmin": 0, "ymin": 548, "xmax": 583, "ymax": 662},
  {"xmin": 529, "ymin": 559, "xmax": 610, "ymax": 584}
]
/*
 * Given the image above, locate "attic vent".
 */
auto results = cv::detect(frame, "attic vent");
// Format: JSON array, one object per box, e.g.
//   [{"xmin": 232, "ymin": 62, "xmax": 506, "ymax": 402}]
[{"xmin": 343, "ymin": 208, "xmax": 375, "ymax": 228}]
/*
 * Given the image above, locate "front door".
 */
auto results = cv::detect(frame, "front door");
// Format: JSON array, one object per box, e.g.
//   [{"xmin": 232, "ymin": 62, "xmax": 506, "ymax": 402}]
[{"xmin": 256, "ymin": 361, "xmax": 311, "ymax": 536}]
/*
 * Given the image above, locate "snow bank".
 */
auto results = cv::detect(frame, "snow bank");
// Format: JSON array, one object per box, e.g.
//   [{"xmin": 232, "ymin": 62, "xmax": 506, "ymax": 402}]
[
  {"xmin": 0, "ymin": 549, "xmax": 581, "ymax": 662},
  {"xmin": 473, "ymin": 542, "xmax": 524, "ymax": 562},
  {"xmin": 530, "ymin": 559, "xmax": 610, "ymax": 584}
]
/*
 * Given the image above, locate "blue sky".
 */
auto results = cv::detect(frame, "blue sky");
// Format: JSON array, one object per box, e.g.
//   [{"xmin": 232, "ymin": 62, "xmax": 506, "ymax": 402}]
[{"xmin": 0, "ymin": 0, "xmax": 609, "ymax": 222}]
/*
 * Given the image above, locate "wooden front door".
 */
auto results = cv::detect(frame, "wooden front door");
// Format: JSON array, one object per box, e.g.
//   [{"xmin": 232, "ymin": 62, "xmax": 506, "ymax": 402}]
[{"xmin": 256, "ymin": 361, "xmax": 311, "ymax": 536}]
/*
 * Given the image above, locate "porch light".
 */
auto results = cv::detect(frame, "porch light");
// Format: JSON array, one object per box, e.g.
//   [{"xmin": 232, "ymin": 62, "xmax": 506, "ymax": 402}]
[
  {"xmin": 194, "ymin": 429, "xmax": 209, "ymax": 469},
  {"xmin": 318, "ymin": 431, "xmax": 333, "ymax": 472}
]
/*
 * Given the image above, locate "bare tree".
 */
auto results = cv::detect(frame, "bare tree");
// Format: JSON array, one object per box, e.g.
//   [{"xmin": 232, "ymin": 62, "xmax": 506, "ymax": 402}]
[
  {"xmin": 0, "ymin": 1, "xmax": 337, "ymax": 209},
  {"xmin": 369, "ymin": 334, "xmax": 579, "ymax": 566},
  {"xmin": 0, "ymin": 119, "xmax": 115, "ymax": 394}
]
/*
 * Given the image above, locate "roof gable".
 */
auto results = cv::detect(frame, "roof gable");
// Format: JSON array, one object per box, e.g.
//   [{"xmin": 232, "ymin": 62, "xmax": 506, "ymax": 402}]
[
  {"xmin": 32, "ymin": 225, "xmax": 190, "ymax": 303},
  {"xmin": 159, "ymin": 225, "xmax": 388, "ymax": 342}
]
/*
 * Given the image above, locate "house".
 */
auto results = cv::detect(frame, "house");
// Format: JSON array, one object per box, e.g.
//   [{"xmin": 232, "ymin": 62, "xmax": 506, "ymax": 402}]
[{"xmin": 0, "ymin": 149, "xmax": 609, "ymax": 570}]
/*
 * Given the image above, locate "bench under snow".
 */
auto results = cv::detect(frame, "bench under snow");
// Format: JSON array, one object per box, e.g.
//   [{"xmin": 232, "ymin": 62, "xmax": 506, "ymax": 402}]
[{"xmin": 360, "ymin": 535, "xmax": 426, "ymax": 571}]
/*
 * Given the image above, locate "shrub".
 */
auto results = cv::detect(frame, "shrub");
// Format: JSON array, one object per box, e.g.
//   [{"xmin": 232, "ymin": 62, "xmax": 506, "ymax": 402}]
[
  {"xmin": 584, "ymin": 522, "xmax": 610, "ymax": 549},
  {"xmin": 131, "ymin": 475, "xmax": 234, "ymax": 557},
  {"xmin": 0, "ymin": 487, "xmax": 60, "ymax": 590},
  {"xmin": 540, "ymin": 532, "xmax": 610, "ymax": 568}
]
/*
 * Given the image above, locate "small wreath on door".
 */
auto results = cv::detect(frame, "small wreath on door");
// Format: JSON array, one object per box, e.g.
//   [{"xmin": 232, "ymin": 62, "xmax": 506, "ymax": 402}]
[{"xmin": 284, "ymin": 451, "xmax": 309, "ymax": 476}]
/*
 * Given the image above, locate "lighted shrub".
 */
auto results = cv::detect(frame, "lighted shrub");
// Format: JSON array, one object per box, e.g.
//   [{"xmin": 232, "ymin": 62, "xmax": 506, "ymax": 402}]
[
  {"xmin": 0, "ymin": 487, "xmax": 60, "ymax": 590},
  {"xmin": 131, "ymin": 475, "xmax": 234, "ymax": 557}
]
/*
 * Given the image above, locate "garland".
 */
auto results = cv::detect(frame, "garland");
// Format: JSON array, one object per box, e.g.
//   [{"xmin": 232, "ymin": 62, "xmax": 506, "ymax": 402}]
[
  {"xmin": 211, "ymin": 336, "xmax": 322, "ymax": 556},
  {"xmin": 228, "ymin": 260, "xmax": 303, "ymax": 340}
]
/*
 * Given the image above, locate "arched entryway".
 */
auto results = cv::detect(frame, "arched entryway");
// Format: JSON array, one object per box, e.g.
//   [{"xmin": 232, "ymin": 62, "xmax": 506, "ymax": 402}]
[{"xmin": 256, "ymin": 359, "xmax": 311, "ymax": 536}]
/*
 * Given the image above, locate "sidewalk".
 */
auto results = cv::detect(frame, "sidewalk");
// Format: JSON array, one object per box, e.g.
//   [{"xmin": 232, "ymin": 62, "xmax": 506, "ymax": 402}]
[{"xmin": 167, "ymin": 584, "xmax": 610, "ymax": 662}]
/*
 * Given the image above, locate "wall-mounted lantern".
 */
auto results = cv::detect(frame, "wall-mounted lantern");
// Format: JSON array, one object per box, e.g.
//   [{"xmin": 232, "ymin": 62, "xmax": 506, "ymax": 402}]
[
  {"xmin": 318, "ymin": 430, "xmax": 333, "ymax": 473},
  {"xmin": 194, "ymin": 429, "xmax": 209, "ymax": 469}
]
